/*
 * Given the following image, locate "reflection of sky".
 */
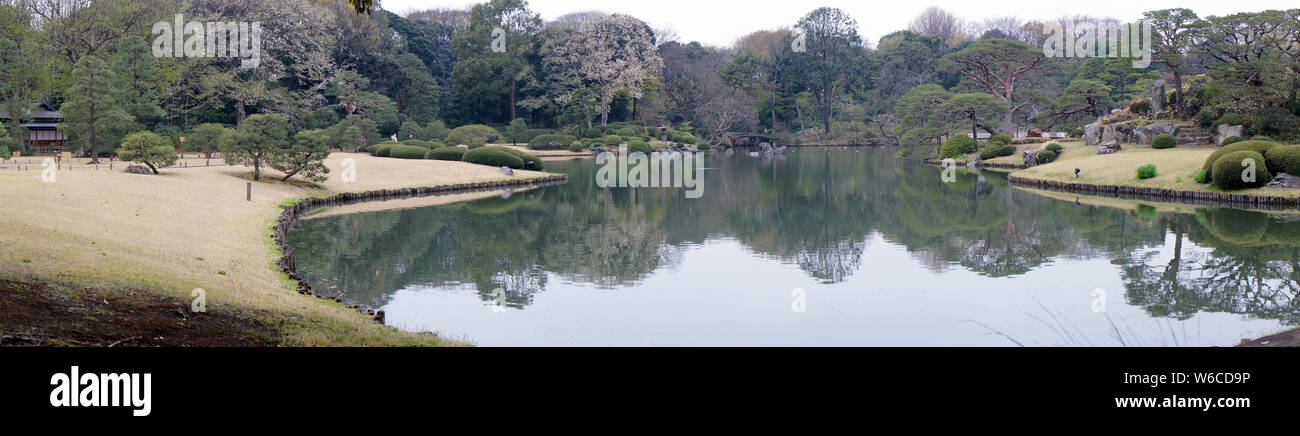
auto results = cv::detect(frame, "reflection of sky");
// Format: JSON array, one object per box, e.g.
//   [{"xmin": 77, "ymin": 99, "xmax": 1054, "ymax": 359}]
[{"xmin": 381, "ymin": 233, "xmax": 1288, "ymax": 347}]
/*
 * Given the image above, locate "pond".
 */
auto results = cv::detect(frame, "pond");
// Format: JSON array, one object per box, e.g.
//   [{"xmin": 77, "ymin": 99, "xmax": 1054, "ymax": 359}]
[{"xmin": 286, "ymin": 148, "xmax": 1299, "ymax": 346}]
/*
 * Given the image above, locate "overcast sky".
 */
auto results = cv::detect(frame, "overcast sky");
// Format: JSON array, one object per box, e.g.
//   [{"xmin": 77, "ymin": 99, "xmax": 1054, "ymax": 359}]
[{"xmin": 379, "ymin": 0, "xmax": 1296, "ymax": 47}]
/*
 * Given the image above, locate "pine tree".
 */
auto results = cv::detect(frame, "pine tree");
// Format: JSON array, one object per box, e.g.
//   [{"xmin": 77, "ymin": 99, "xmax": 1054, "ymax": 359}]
[
  {"xmin": 62, "ymin": 55, "xmax": 135, "ymax": 163},
  {"xmin": 112, "ymin": 36, "xmax": 166, "ymax": 129}
]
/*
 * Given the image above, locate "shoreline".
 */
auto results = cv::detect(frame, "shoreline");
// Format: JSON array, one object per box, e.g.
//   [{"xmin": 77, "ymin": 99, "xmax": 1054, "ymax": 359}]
[
  {"xmin": 1006, "ymin": 174, "xmax": 1300, "ymax": 209},
  {"xmin": 270, "ymin": 174, "xmax": 569, "ymax": 322}
]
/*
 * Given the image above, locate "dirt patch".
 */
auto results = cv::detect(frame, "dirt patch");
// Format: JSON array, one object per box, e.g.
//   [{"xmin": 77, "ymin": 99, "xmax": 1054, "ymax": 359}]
[{"xmin": 0, "ymin": 278, "xmax": 281, "ymax": 347}]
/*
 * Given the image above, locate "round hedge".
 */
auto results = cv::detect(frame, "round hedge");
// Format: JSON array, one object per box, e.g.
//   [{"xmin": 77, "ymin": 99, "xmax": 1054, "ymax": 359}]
[
  {"xmin": 1136, "ymin": 163, "xmax": 1157, "ymax": 179},
  {"xmin": 627, "ymin": 139, "xmax": 651, "ymax": 154},
  {"xmin": 603, "ymin": 135, "xmax": 623, "ymax": 146},
  {"xmin": 614, "ymin": 127, "xmax": 638, "ymax": 138},
  {"xmin": 1045, "ymin": 142, "xmax": 1063, "ymax": 152},
  {"xmin": 1211, "ymin": 150, "xmax": 1270, "ymax": 190},
  {"xmin": 1151, "ymin": 134, "xmax": 1176, "ymax": 149},
  {"xmin": 1036, "ymin": 149, "xmax": 1057, "ymax": 164},
  {"xmin": 1202, "ymin": 140, "xmax": 1281, "ymax": 173},
  {"xmin": 425, "ymin": 146, "xmax": 466, "ymax": 161},
  {"xmin": 401, "ymin": 139, "xmax": 431, "ymax": 148},
  {"xmin": 1221, "ymin": 136, "xmax": 1246, "ymax": 146},
  {"xmin": 939, "ymin": 135, "xmax": 977, "ymax": 159},
  {"xmin": 462, "ymin": 146, "xmax": 525, "ymax": 169},
  {"xmin": 389, "ymin": 145, "xmax": 431, "ymax": 159},
  {"xmin": 445, "ymin": 124, "xmax": 501, "ymax": 147},
  {"xmin": 989, "ymin": 133, "xmax": 1012, "ymax": 145},
  {"xmin": 528, "ymin": 133, "xmax": 576, "ymax": 150},
  {"xmin": 372, "ymin": 141, "xmax": 402, "ymax": 157},
  {"xmin": 1264, "ymin": 145, "xmax": 1300, "ymax": 175},
  {"xmin": 461, "ymin": 146, "xmax": 545, "ymax": 170}
]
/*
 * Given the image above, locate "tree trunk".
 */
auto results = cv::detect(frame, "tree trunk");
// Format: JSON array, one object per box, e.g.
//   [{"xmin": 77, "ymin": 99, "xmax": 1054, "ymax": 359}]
[
  {"xmin": 236, "ymin": 101, "xmax": 246, "ymax": 126},
  {"xmin": 146, "ymin": 162, "xmax": 158, "ymax": 174},
  {"xmin": 508, "ymin": 81, "xmax": 517, "ymax": 121},
  {"xmin": 1171, "ymin": 70, "xmax": 1184, "ymax": 114},
  {"xmin": 1003, "ymin": 101, "xmax": 1014, "ymax": 136},
  {"xmin": 771, "ymin": 82, "xmax": 778, "ymax": 133}
]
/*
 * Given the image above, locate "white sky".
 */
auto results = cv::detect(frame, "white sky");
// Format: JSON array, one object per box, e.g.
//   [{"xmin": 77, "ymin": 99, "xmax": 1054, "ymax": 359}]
[{"xmin": 379, "ymin": 0, "xmax": 1297, "ymax": 47}]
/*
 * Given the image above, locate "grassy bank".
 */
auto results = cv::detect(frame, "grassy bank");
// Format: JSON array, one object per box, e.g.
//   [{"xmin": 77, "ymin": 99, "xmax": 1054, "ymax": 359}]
[
  {"xmin": 0, "ymin": 152, "xmax": 552, "ymax": 346},
  {"xmin": 1009, "ymin": 141, "xmax": 1300, "ymax": 199}
]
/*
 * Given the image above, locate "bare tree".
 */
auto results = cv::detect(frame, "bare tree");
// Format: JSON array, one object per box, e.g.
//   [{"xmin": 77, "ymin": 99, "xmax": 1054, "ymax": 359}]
[{"xmin": 908, "ymin": 6, "xmax": 968, "ymax": 45}]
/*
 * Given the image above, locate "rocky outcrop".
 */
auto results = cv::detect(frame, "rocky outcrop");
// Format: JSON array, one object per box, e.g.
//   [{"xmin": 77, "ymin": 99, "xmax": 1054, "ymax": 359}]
[
  {"xmin": 1084, "ymin": 121, "xmax": 1102, "ymax": 145},
  {"xmin": 1267, "ymin": 173, "xmax": 1300, "ymax": 188},
  {"xmin": 1215, "ymin": 124, "xmax": 1244, "ymax": 145},
  {"xmin": 1174, "ymin": 125, "xmax": 1212, "ymax": 145},
  {"xmin": 1132, "ymin": 123, "xmax": 1176, "ymax": 144},
  {"xmin": 1097, "ymin": 125, "xmax": 1123, "ymax": 154},
  {"xmin": 1022, "ymin": 149, "xmax": 1039, "ymax": 167}
]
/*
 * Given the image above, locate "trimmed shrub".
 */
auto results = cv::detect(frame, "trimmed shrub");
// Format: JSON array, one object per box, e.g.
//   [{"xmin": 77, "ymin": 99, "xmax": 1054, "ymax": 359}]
[
  {"xmin": 445, "ymin": 124, "xmax": 501, "ymax": 146},
  {"xmin": 462, "ymin": 146, "xmax": 525, "ymax": 169},
  {"xmin": 372, "ymin": 141, "xmax": 402, "ymax": 157},
  {"xmin": 1216, "ymin": 113, "xmax": 1246, "ymax": 128},
  {"xmin": 1045, "ymin": 142, "xmax": 1063, "ymax": 152},
  {"xmin": 939, "ymin": 135, "xmax": 978, "ymax": 159},
  {"xmin": 995, "ymin": 145, "xmax": 1015, "ymax": 157},
  {"xmin": 1010, "ymin": 137, "xmax": 1050, "ymax": 144},
  {"xmin": 1194, "ymin": 169, "xmax": 1210, "ymax": 184},
  {"xmin": 1036, "ymin": 149, "xmax": 1057, "ymax": 164},
  {"xmin": 401, "ymin": 139, "xmax": 431, "ymax": 148},
  {"xmin": 1252, "ymin": 136, "xmax": 1275, "ymax": 142},
  {"xmin": 603, "ymin": 135, "xmax": 623, "ymax": 146},
  {"xmin": 1151, "ymin": 134, "xmax": 1176, "ymax": 149},
  {"xmin": 426, "ymin": 146, "xmax": 466, "ymax": 161},
  {"xmin": 569, "ymin": 142, "xmax": 586, "ymax": 152},
  {"xmin": 979, "ymin": 149, "xmax": 1000, "ymax": 160},
  {"xmin": 1070, "ymin": 128, "xmax": 1084, "ymax": 138},
  {"xmin": 1136, "ymin": 164, "xmax": 1157, "ymax": 179},
  {"xmin": 696, "ymin": 142, "xmax": 711, "ymax": 151},
  {"xmin": 1221, "ymin": 136, "xmax": 1246, "ymax": 146},
  {"xmin": 681, "ymin": 135, "xmax": 698, "ymax": 145},
  {"xmin": 614, "ymin": 127, "xmax": 638, "ymax": 138},
  {"xmin": 507, "ymin": 147, "xmax": 544, "ymax": 170},
  {"xmin": 1211, "ymin": 150, "xmax": 1270, "ymax": 190},
  {"xmin": 528, "ymin": 133, "xmax": 576, "ymax": 150},
  {"xmin": 627, "ymin": 139, "xmax": 651, "ymax": 154},
  {"xmin": 1202, "ymin": 140, "xmax": 1281, "ymax": 173},
  {"xmin": 389, "ymin": 145, "xmax": 430, "ymax": 159},
  {"xmin": 989, "ymin": 133, "xmax": 1012, "ymax": 145},
  {"xmin": 1264, "ymin": 145, "xmax": 1300, "ymax": 176}
]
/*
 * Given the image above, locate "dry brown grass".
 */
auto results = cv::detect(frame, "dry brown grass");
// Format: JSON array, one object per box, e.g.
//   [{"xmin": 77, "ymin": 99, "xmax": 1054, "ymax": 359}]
[{"xmin": 0, "ymin": 152, "xmax": 555, "ymax": 346}]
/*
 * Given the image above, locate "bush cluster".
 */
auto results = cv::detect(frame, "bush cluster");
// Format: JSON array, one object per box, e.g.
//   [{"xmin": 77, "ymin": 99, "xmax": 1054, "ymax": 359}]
[
  {"xmin": 1045, "ymin": 142, "xmax": 1063, "ymax": 152},
  {"xmin": 445, "ymin": 124, "xmax": 501, "ymax": 147},
  {"xmin": 939, "ymin": 135, "xmax": 977, "ymax": 159},
  {"xmin": 371, "ymin": 141, "xmax": 402, "ymax": 157},
  {"xmin": 989, "ymin": 133, "xmax": 1012, "ymax": 145},
  {"xmin": 1263, "ymin": 145, "xmax": 1300, "ymax": 176},
  {"xmin": 1221, "ymin": 136, "xmax": 1246, "ymax": 146},
  {"xmin": 528, "ymin": 133, "xmax": 576, "ymax": 150},
  {"xmin": 1202, "ymin": 140, "xmax": 1280, "ymax": 173},
  {"xmin": 1036, "ymin": 149, "xmax": 1057, "ymax": 164},
  {"xmin": 461, "ymin": 146, "xmax": 544, "ymax": 170},
  {"xmin": 425, "ymin": 146, "xmax": 466, "ymax": 161},
  {"xmin": 627, "ymin": 139, "xmax": 651, "ymax": 154},
  {"xmin": 388, "ymin": 145, "xmax": 430, "ymax": 159}
]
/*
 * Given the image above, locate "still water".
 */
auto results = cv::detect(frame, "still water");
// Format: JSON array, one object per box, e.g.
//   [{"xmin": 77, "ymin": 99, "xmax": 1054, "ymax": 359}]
[{"xmin": 286, "ymin": 148, "xmax": 1298, "ymax": 346}]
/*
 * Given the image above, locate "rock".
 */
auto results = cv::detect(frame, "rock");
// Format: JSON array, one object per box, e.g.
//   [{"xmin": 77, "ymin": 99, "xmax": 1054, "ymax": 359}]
[
  {"xmin": 1084, "ymin": 122, "xmax": 1102, "ymax": 145},
  {"xmin": 1267, "ymin": 173, "xmax": 1300, "ymax": 188},
  {"xmin": 1150, "ymin": 79, "xmax": 1165, "ymax": 117},
  {"xmin": 1022, "ymin": 149, "xmax": 1039, "ymax": 167},
  {"xmin": 1097, "ymin": 141, "xmax": 1121, "ymax": 154},
  {"xmin": 1100, "ymin": 124, "xmax": 1124, "ymax": 145},
  {"xmin": 1133, "ymin": 123, "xmax": 1177, "ymax": 144},
  {"xmin": 498, "ymin": 166, "xmax": 514, "ymax": 176},
  {"xmin": 123, "ymin": 165, "xmax": 151, "ymax": 174},
  {"xmin": 1215, "ymin": 124, "xmax": 1244, "ymax": 145}
]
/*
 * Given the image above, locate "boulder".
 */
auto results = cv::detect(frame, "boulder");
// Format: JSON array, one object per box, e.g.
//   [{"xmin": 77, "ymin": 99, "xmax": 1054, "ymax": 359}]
[
  {"xmin": 1215, "ymin": 124, "xmax": 1244, "ymax": 145},
  {"xmin": 1100, "ymin": 124, "xmax": 1124, "ymax": 145},
  {"xmin": 1267, "ymin": 173, "xmax": 1300, "ymax": 189},
  {"xmin": 1133, "ymin": 123, "xmax": 1177, "ymax": 144},
  {"xmin": 1083, "ymin": 122, "xmax": 1102, "ymax": 145},
  {"xmin": 123, "ymin": 165, "xmax": 152, "ymax": 174},
  {"xmin": 1097, "ymin": 142, "xmax": 1121, "ymax": 154},
  {"xmin": 1022, "ymin": 149, "xmax": 1039, "ymax": 167},
  {"xmin": 498, "ymin": 166, "xmax": 514, "ymax": 176}
]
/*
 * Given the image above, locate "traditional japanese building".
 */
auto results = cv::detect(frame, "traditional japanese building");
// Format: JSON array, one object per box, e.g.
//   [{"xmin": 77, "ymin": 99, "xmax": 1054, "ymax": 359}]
[{"xmin": 0, "ymin": 101, "xmax": 66, "ymax": 154}]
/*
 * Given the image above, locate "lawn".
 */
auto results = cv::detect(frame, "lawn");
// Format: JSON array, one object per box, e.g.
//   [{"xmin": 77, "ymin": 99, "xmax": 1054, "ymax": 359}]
[
  {"xmin": 0, "ymin": 153, "xmax": 551, "ymax": 346},
  {"xmin": 1011, "ymin": 141, "xmax": 1300, "ymax": 198}
]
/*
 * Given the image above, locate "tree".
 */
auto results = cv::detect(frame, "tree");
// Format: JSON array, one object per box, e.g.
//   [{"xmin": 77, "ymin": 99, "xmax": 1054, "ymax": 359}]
[
  {"xmin": 394, "ymin": 52, "xmax": 442, "ymax": 122},
  {"xmin": 896, "ymin": 84, "xmax": 952, "ymax": 154},
  {"xmin": 0, "ymin": 36, "xmax": 31, "ymax": 149},
  {"xmin": 184, "ymin": 123, "xmax": 230, "ymax": 166},
  {"xmin": 1046, "ymin": 80, "xmax": 1112, "ymax": 129},
  {"xmin": 1143, "ymin": 8, "xmax": 1200, "ymax": 112},
  {"xmin": 61, "ymin": 55, "xmax": 134, "ymax": 163},
  {"xmin": 270, "ymin": 129, "xmax": 331, "ymax": 182},
  {"xmin": 505, "ymin": 118, "xmax": 528, "ymax": 145},
  {"xmin": 940, "ymin": 39, "xmax": 1048, "ymax": 135},
  {"xmin": 559, "ymin": 87, "xmax": 598, "ymax": 136},
  {"xmin": 222, "ymin": 114, "xmax": 290, "ymax": 181},
  {"xmin": 908, "ymin": 7, "xmax": 968, "ymax": 45},
  {"xmin": 112, "ymin": 35, "xmax": 164, "ymax": 129},
  {"xmin": 793, "ymin": 7, "xmax": 863, "ymax": 135},
  {"xmin": 557, "ymin": 14, "xmax": 663, "ymax": 127},
  {"xmin": 939, "ymin": 93, "xmax": 1005, "ymax": 141},
  {"xmin": 450, "ymin": 0, "xmax": 542, "ymax": 123},
  {"xmin": 117, "ymin": 131, "xmax": 178, "ymax": 174}
]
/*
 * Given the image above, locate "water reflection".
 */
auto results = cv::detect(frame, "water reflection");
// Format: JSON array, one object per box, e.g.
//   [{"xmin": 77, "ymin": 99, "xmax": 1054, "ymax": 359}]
[{"xmin": 286, "ymin": 149, "xmax": 1300, "ymax": 343}]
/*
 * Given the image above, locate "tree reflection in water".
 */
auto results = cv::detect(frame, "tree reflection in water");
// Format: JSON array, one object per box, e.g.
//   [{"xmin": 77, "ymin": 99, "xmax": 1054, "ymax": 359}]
[{"xmin": 286, "ymin": 149, "xmax": 1300, "ymax": 324}]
